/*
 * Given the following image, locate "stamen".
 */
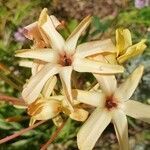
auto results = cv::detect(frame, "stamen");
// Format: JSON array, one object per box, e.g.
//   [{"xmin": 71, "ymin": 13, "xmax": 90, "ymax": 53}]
[
  {"xmin": 59, "ymin": 54, "xmax": 72, "ymax": 66},
  {"xmin": 105, "ymin": 95, "xmax": 117, "ymax": 110}
]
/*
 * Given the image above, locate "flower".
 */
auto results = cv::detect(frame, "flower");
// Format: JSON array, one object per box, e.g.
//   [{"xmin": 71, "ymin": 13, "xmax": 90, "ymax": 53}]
[
  {"xmin": 15, "ymin": 8, "xmax": 124, "ymax": 110},
  {"xmin": 115, "ymin": 28, "xmax": 147, "ymax": 64},
  {"xmin": 135, "ymin": 0, "xmax": 149, "ymax": 9},
  {"xmin": 27, "ymin": 76, "xmax": 89, "ymax": 126},
  {"xmin": 18, "ymin": 9, "xmax": 62, "ymax": 76},
  {"xmin": 14, "ymin": 28, "xmax": 26, "ymax": 42},
  {"xmin": 73, "ymin": 65, "xmax": 150, "ymax": 150}
]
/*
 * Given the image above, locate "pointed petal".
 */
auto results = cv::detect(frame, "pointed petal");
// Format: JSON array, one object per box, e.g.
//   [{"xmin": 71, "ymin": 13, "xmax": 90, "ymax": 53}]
[
  {"xmin": 73, "ymin": 58, "xmax": 124, "ymax": 74},
  {"xmin": 124, "ymin": 100, "xmax": 150, "ymax": 123},
  {"xmin": 38, "ymin": 8, "xmax": 65, "ymax": 52},
  {"xmin": 116, "ymin": 28, "xmax": 132, "ymax": 56},
  {"xmin": 114, "ymin": 65, "xmax": 144, "ymax": 101},
  {"xmin": 77, "ymin": 108, "xmax": 111, "ymax": 150},
  {"xmin": 22, "ymin": 63, "xmax": 60, "ymax": 104},
  {"xmin": 28, "ymin": 99, "xmax": 61, "ymax": 120},
  {"xmin": 49, "ymin": 15, "xmax": 61, "ymax": 28},
  {"xmin": 112, "ymin": 109, "xmax": 129, "ymax": 150},
  {"xmin": 76, "ymin": 39, "xmax": 116, "ymax": 58},
  {"xmin": 19, "ymin": 60, "xmax": 33, "ymax": 68},
  {"xmin": 59, "ymin": 66, "xmax": 73, "ymax": 110},
  {"xmin": 42, "ymin": 76, "xmax": 57, "ymax": 98},
  {"xmin": 19, "ymin": 60, "xmax": 44, "ymax": 76},
  {"xmin": 94, "ymin": 74, "xmax": 117, "ymax": 95},
  {"xmin": 117, "ymin": 39, "xmax": 146, "ymax": 64},
  {"xmin": 72, "ymin": 89, "xmax": 105, "ymax": 107},
  {"xmin": 65, "ymin": 16, "xmax": 91, "ymax": 54},
  {"xmin": 15, "ymin": 49, "xmax": 58, "ymax": 63},
  {"xmin": 69, "ymin": 108, "xmax": 89, "ymax": 122}
]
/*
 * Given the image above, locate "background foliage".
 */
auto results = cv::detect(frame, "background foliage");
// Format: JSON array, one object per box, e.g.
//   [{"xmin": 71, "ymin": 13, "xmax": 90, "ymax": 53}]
[{"xmin": 0, "ymin": 0, "xmax": 150, "ymax": 149}]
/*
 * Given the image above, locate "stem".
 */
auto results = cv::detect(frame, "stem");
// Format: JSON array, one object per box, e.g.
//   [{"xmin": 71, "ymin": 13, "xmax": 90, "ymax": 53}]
[
  {"xmin": 0, "ymin": 72, "xmax": 22, "ymax": 91},
  {"xmin": 0, "ymin": 63, "xmax": 24, "ymax": 85},
  {"xmin": 0, "ymin": 95, "xmax": 27, "ymax": 106},
  {"xmin": 0, "ymin": 120, "xmax": 46, "ymax": 144},
  {"xmin": 40, "ymin": 121, "xmax": 67, "ymax": 150}
]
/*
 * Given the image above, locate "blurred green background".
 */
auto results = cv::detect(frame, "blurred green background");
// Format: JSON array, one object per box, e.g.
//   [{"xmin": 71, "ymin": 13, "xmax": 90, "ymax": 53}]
[{"xmin": 0, "ymin": 0, "xmax": 150, "ymax": 149}]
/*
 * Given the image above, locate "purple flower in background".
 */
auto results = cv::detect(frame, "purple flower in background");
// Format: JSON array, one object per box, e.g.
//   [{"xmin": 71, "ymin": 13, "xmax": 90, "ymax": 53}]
[
  {"xmin": 14, "ymin": 28, "xmax": 26, "ymax": 42},
  {"xmin": 135, "ymin": 0, "xmax": 149, "ymax": 8}
]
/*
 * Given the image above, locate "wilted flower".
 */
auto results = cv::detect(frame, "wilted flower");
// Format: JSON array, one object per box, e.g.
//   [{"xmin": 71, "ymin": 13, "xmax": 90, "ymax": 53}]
[
  {"xmin": 27, "ymin": 76, "xmax": 89, "ymax": 125},
  {"xmin": 73, "ymin": 65, "xmax": 150, "ymax": 150},
  {"xmin": 15, "ymin": 8, "xmax": 124, "ymax": 110},
  {"xmin": 14, "ymin": 28, "xmax": 26, "ymax": 42}
]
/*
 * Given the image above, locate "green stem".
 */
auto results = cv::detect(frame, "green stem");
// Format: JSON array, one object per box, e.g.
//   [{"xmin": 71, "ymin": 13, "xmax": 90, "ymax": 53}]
[{"xmin": 0, "ymin": 72, "xmax": 22, "ymax": 91}]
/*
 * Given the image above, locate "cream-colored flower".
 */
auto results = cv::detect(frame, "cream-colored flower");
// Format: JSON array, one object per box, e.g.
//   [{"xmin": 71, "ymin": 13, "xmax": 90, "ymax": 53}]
[
  {"xmin": 73, "ymin": 65, "xmax": 150, "ymax": 150},
  {"xmin": 15, "ymin": 8, "xmax": 124, "ymax": 110},
  {"xmin": 112, "ymin": 28, "xmax": 147, "ymax": 64},
  {"xmin": 19, "ymin": 8, "xmax": 62, "ymax": 76}
]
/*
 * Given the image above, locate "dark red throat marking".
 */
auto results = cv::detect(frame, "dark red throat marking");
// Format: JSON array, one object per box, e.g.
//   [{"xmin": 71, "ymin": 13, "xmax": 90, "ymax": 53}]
[
  {"xmin": 59, "ymin": 54, "xmax": 72, "ymax": 66},
  {"xmin": 105, "ymin": 95, "xmax": 117, "ymax": 110}
]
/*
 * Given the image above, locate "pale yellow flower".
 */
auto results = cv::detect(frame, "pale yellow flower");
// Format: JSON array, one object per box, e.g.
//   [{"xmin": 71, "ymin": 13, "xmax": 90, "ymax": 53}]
[
  {"xmin": 15, "ymin": 8, "xmax": 124, "ymax": 109},
  {"xmin": 116, "ymin": 28, "xmax": 146, "ymax": 64},
  {"xmin": 73, "ymin": 65, "xmax": 150, "ymax": 150}
]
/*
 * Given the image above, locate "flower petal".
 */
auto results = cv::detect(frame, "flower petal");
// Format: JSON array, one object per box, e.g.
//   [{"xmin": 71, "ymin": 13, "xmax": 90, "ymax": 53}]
[
  {"xmin": 104, "ymin": 53, "xmax": 118, "ymax": 64},
  {"xmin": 59, "ymin": 66, "xmax": 73, "ymax": 110},
  {"xmin": 23, "ymin": 21, "xmax": 49, "ymax": 48},
  {"xmin": 22, "ymin": 63, "xmax": 60, "ymax": 104},
  {"xmin": 69, "ymin": 108, "xmax": 89, "ymax": 122},
  {"xmin": 77, "ymin": 108, "xmax": 111, "ymax": 150},
  {"xmin": 94, "ymin": 74, "xmax": 117, "ymax": 95},
  {"xmin": 114, "ymin": 65, "xmax": 144, "ymax": 101},
  {"xmin": 15, "ymin": 49, "xmax": 58, "ymax": 63},
  {"xmin": 72, "ymin": 89, "xmax": 105, "ymax": 107},
  {"xmin": 38, "ymin": 8, "xmax": 65, "ymax": 52},
  {"xmin": 28, "ymin": 98, "xmax": 61, "ymax": 120},
  {"xmin": 73, "ymin": 58, "xmax": 124, "ymax": 74},
  {"xmin": 49, "ymin": 15, "xmax": 61, "ymax": 28},
  {"xmin": 117, "ymin": 39, "xmax": 146, "ymax": 64},
  {"xmin": 31, "ymin": 61, "xmax": 45, "ymax": 75},
  {"xmin": 42, "ymin": 76, "xmax": 57, "ymax": 98},
  {"xmin": 19, "ymin": 60, "xmax": 33, "ymax": 68},
  {"xmin": 116, "ymin": 28, "xmax": 132, "ymax": 56},
  {"xmin": 124, "ymin": 100, "xmax": 150, "ymax": 123},
  {"xmin": 76, "ymin": 39, "xmax": 116, "ymax": 58},
  {"xmin": 112, "ymin": 109, "xmax": 129, "ymax": 150},
  {"xmin": 65, "ymin": 16, "xmax": 91, "ymax": 55}
]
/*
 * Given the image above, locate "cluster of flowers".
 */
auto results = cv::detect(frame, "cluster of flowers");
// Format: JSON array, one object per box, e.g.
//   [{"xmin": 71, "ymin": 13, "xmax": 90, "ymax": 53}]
[{"xmin": 15, "ymin": 8, "xmax": 150, "ymax": 150}]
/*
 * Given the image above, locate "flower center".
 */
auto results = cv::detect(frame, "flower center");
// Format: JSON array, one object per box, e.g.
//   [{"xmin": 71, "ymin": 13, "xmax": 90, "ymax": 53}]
[
  {"xmin": 105, "ymin": 95, "xmax": 118, "ymax": 110},
  {"xmin": 59, "ymin": 54, "xmax": 72, "ymax": 66}
]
